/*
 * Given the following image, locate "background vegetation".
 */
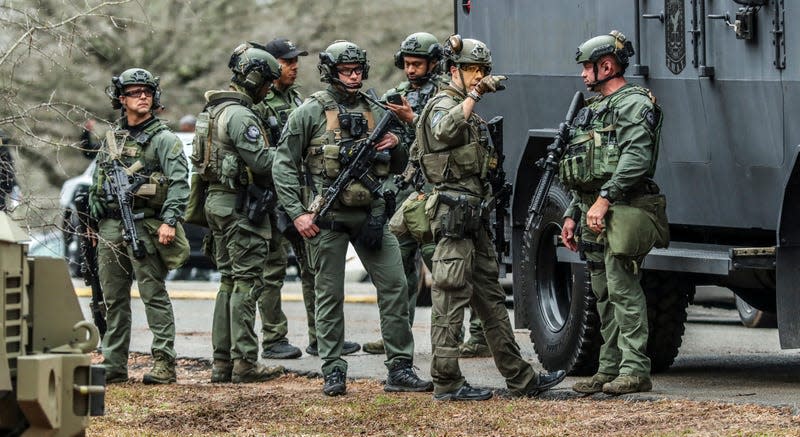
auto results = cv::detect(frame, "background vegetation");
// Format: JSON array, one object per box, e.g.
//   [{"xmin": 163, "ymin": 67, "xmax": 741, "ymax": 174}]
[{"xmin": 0, "ymin": 0, "xmax": 451, "ymax": 230}]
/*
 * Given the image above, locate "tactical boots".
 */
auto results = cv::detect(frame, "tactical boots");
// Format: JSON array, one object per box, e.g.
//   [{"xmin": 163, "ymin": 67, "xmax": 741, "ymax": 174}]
[
  {"xmin": 362, "ymin": 338, "xmax": 385, "ymax": 355},
  {"xmin": 142, "ymin": 353, "xmax": 176, "ymax": 385},
  {"xmin": 231, "ymin": 359, "xmax": 285, "ymax": 384},
  {"xmin": 210, "ymin": 359, "xmax": 233, "ymax": 383},
  {"xmin": 433, "ymin": 383, "xmax": 493, "ymax": 401},
  {"xmin": 515, "ymin": 370, "xmax": 567, "ymax": 397},
  {"xmin": 602, "ymin": 374, "xmax": 652, "ymax": 395},
  {"xmin": 384, "ymin": 359, "xmax": 434, "ymax": 392},
  {"xmin": 104, "ymin": 367, "xmax": 129, "ymax": 384},
  {"xmin": 323, "ymin": 369, "xmax": 347, "ymax": 396},
  {"xmin": 572, "ymin": 372, "xmax": 617, "ymax": 394},
  {"xmin": 261, "ymin": 340, "xmax": 302, "ymax": 359},
  {"xmin": 305, "ymin": 341, "xmax": 361, "ymax": 356},
  {"xmin": 458, "ymin": 339, "xmax": 492, "ymax": 358}
]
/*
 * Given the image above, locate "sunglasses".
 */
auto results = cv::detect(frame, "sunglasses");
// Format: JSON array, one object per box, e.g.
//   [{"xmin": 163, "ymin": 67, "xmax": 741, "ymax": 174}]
[
  {"xmin": 122, "ymin": 88, "xmax": 154, "ymax": 98},
  {"xmin": 336, "ymin": 66, "xmax": 364, "ymax": 76},
  {"xmin": 461, "ymin": 64, "xmax": 491, "ymax": 75}
]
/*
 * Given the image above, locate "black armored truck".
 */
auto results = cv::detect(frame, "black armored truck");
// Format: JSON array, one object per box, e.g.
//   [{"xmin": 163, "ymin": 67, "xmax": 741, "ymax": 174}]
[{"xmin": 456, "ymin": 0, "xmax": 798, "ymax": 374}]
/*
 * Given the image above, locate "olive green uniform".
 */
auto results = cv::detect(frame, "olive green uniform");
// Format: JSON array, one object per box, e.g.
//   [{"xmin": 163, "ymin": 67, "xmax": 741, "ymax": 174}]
[
  {"xmin": 273, "ymin": 86, "xmax": 415, "ymax": 377},
  {"xmin": 418, "ymin": 86, "xmax": 538, "ymax": 395},
  {"xmin": 253, "ymin": 84, "xmax": 318, "ymax": 348},
  {"xmin": 201, "ymin": 90, "xmax": 275, "ymax": 364},
  {"xmin": 381, "ymin": 78, "xmax": 440, "ymax": 324},
  {"xmin": 561, "ymin": 83, "xmax": 664, "ymax": 379},
  {"xmin": 91, "ymin": 117, "xmax": 189, "ymax": 375}
]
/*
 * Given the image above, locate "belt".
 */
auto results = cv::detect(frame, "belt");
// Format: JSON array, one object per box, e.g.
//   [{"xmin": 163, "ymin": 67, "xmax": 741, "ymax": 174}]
[{"xmin": 316, "ymin": 219, "xmax": 351, "ymax": 234}]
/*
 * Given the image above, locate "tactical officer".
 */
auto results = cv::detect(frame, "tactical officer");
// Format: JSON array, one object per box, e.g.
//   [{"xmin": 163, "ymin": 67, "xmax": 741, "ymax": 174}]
[
  {"xmin": 362, "ymin": 32, "xmax": 489, "ymax": 359},
  {"xmin": 88, "ymin": 68, "xmax": 190, "ymax": 384},
  {"xmin": 272, "ymin": 40, "xmax": 432, "ymax": 396},
  {"xmin": 196, "ymin": 42, "xmax": 285, "ymax": 383},
  {"xmin": 563, "ymin": 31, "xmax": 666, "ymax": 395},
  {"xmin": 417, "ymin": 35, "xmax": 566, "ymax": 400},
  {"xmin": 254, "ymin": 37, "xmax": 359, "ymax": 359}
]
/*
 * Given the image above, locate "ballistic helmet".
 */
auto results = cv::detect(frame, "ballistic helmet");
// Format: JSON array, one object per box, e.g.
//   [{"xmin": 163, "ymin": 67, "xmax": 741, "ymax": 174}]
[
  {"xmin": 106, "ymin": 68, "xmax": 162, "ymax": 110},
  {"xmin": 443, "ymin": 35, "xmax": 492, "ymax": 71},
  {"xmin": 575, "ymin": 30, "xmax": 634, "ymax": 68},
  {"xmin": 394, "ymin": 32, "xmax": 442, "ymax": 69},
  {"xmin": 228, "ymin": 42, "xmax": 282, "ymax": 94},
  {"xmin": 318, "ymin": 40, "xmax": 370, "ymax": 83}
]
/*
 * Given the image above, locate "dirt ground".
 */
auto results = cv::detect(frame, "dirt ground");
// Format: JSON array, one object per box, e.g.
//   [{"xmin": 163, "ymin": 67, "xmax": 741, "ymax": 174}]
[{"xmin": 88, "ymin": 353, "xmax": 800, "ymax": 437}]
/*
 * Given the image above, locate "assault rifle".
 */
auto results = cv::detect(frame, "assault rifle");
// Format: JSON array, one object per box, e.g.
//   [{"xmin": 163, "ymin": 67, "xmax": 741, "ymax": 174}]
[
  {"xmin": 73, "ymin": 186, "xmax": 107, "ymax": 339},
  {"xmin": 307, "ymin": 93, "xmax": 399, "ymax": 221},
  {"xmin": 101, "ymin": 159, "xmax": 147, "ymax": 259},
  {"xmin": 486, "ymin": 116, "xmax": 511, "ymax": 270},
  {"xmin": 525, "ymin": 91, "xmax": 585, "ymax": 232}
]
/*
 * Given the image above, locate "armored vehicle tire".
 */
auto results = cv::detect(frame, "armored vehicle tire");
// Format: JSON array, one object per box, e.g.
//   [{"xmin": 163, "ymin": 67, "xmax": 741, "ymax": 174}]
[
  {"xmin": 642, "ymin": 271, "xmax": 692, "ymax": 373},
  {"xmin": 735, "ymin": 296, "xmax": 777, "ymax": 329},
  {"xmin": 520, "ymin": 183, "xmax": 602, "ymax": 376}
]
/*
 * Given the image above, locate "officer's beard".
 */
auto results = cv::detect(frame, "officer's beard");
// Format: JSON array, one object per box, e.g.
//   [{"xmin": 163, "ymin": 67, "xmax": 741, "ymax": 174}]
[{"xmin": 586, "ymin": 63, "xmax": 623, "ymax": 92}]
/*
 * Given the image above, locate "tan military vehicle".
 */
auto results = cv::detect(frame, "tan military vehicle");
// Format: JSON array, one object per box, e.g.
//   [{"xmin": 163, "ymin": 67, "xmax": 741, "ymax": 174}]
[{"xmin": 0, "ymin": 212, "xmax": 104, "ymax": 436}]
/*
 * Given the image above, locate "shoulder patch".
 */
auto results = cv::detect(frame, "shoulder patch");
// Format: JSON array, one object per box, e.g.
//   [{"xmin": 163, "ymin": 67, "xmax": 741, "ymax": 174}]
[
  {"xmin": 430, "ymin": 111, "xmax": 445, "ymax": 128},
  {"xmin": 245, "ymin": 125, "xmax": 261, "ymax": 142},
  {"xmin": 641, "ymin": 107, "xmax": 658, "ymax": 130}
]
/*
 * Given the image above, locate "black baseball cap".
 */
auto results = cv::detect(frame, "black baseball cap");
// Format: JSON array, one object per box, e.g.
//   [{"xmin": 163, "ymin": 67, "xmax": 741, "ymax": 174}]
[{"xmin": 265, "ymin": 38, "xmax": 309, "ymax": 59}]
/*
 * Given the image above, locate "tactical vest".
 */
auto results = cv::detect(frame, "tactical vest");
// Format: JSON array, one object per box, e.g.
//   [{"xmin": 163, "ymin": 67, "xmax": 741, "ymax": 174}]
[
  {"xmin": 559, "ymin": 85, "xmax": 663, "ymax": 193},
  {"xmin": 415, "ymin": 90, "xmax": 491, "ymax": 185},
  {"xmin": 260, "ymin": 87, "xmax": 304, "ymax": 144},
  {"xmin": 192, "ymin": 91, "xmax": 268, "ymax": 189},
  {"xmin": 304, "ymin": 90, "xmax": 389, "ymax": 207},
  {"xmin": 99, "ymin": 118, "xmax": 170, "ymax": 212},
  {"xmin": 397, "ymin": 80, "xmax": 440, "ymax": 115}
]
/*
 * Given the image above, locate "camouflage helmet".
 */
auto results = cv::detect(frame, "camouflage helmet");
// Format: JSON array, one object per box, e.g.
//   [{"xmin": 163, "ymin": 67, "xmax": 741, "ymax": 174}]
[
  {"xmin": 575, "ymin": 30, "xmax": 634, "ymax": 68},
  {"xmin": 106, "ymin": 67, "xmax": 162, "ymax": 110},
  {"xmin": 443, "ymin": 35, "xmax": 492, "ymax": 71},
  {"xmin": 228, "ymin": 42, "xmax": 282, "ymax": 93},
  {"xmin": 394, "ymin": 32, "xmax": 443, "ymax": 69},
  {"xmin": 318, "ymin": 40, "xmax": 370, "ymax": 83}
]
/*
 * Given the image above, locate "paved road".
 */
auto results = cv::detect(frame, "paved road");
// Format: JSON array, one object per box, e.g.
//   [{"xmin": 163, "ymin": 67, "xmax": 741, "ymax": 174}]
[{"xmin": 78, "ymin": 280, "xmax": 800, "ymax": 409}]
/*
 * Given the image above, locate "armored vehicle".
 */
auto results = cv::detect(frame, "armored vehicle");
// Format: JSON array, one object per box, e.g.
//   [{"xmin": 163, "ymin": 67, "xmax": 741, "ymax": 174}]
[
  {"xmin": 0, "ymin": 212, "xmax": 104, "ymax": 435},
  {"xmin": 455, "ymin": 0, "xmax": 798, "ymax": 374}
]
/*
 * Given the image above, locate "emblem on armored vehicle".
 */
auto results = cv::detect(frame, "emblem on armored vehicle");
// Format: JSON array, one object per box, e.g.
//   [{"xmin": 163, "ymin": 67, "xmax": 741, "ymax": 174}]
[{"xmin": 665, "ymin": 0, "xmax": 686, "ymax": 74}]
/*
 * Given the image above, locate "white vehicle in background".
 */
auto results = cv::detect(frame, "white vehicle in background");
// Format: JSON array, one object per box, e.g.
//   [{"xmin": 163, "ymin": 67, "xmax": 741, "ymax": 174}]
[{"xmin": 58, "ymin": 132, "xmax": 215, "ymax": 277}]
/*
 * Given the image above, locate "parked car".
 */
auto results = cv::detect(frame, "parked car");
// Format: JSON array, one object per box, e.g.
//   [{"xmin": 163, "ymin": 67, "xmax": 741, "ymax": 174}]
[{"xmin": 59, "ymin": 132, "xmax": 214, "ymax": 277}]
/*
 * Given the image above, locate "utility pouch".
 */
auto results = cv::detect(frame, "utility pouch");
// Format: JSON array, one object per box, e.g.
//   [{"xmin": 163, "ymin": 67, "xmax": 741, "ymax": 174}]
[
  {"xmin": 219, "ymin": 153, "xmax": 241, "ymax": 189},
  {"xmin": 431, "ymin": 238, "xmax": 473, "ymax": 290},
  {"xmin": 420, "ymin": 152, "xmax": 448, "ymax": 183},
  {"xmin": 590, "ymin": 125, "xmax": 620, "ymax": 179},
  {"xmin": 373, "ymin": 150, "xmax": 391, "ymax": 177},
  {"xmin": 185, "ymin": 173, "xmax": 209, "ymax": 226},
  {"xmin": 605, "ymin": 193, "xmax": 669, "ymax": 257},
  {"xmin": 305, "ymin": 146, "xmax": 325, "ymax": 175},
  {"xmin": 145, "ymin": 172, "xmax": 168, "ymax": 208},
  {"xmin": 448, "ymin": 141, "xmax": 482, "ymax": 179},
  {"xmin": 322, "ymin": 144, "xmax": 342, "ymax": 178},
  {"xmin": 402, "ymin": 192, "xmax": 432, "ymax": 243},
  {"xmin": 339, "ymin": 180, "xmax": 373, "ymax": 207}
]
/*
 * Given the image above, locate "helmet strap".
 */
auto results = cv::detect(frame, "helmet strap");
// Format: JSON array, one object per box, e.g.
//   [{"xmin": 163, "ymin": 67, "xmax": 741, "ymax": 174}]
[
  {"xmin": 456, "ymin": 65, "xmax": 468, "ymax": 95},
  {"xmin": 587, "ymin": 61, "xmax": 623, "ymax": 91}
]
